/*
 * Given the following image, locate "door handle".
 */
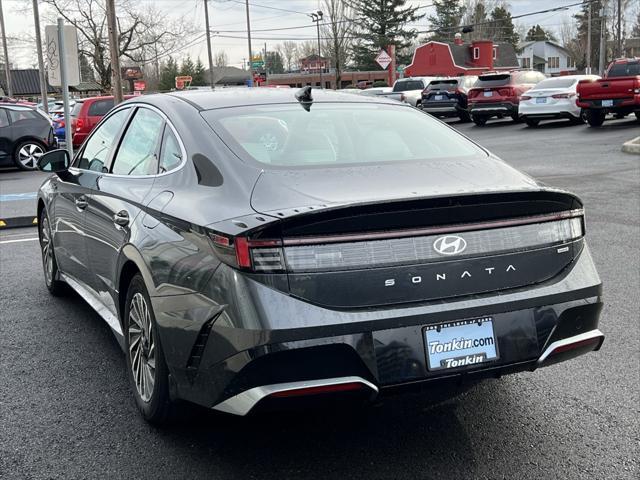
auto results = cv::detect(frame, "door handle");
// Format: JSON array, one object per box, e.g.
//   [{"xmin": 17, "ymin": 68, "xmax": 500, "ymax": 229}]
[
  {"xmin": 113, "ymin": 210, "xmax": 130, "ymax": 227},
  {"xmin": 75, "ymin": 195, "xmax": 88, "ymax": 210}
]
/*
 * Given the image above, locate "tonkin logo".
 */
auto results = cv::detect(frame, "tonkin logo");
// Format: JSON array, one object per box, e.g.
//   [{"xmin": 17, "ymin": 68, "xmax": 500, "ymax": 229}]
[{"xmin": 433, "ymin": 235, "xmax": 467, "ymax": 255}]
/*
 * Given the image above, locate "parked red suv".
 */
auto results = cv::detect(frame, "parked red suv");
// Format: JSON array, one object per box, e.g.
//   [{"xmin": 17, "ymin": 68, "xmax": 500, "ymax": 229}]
[
  {"xmin": 467, "ymin": 70, "xmax": 546, "ymax": 126},
  {"xmin": 577, "ymin": 58, "xmax": 640, "ymax": 126},
  {"xmin": 71, "ymin": 95, "xmax": 134, "ymax": 148}
]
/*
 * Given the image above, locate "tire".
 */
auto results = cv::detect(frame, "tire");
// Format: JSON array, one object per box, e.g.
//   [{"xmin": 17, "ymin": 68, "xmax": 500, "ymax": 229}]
[
  {"xmin": 13, "ymin": 140, "xmax": 45, "ymax": 171},
  {"xmin": 511, "ymin": 114, "xmax": 521, "ymax": 123},
  {"xmin": 614, "ymin": 112, "xmax": 626, "ymax": 119},
  {"xmin": 459, "ymin": 111, "xmax": 471, "ymax": 123},
  {"xmin": 472, "ymin": 115, "xmax": 487, "ymax": 126},
  {"xmin": 124, "ymin": 274, "xmax": 176, "ymax": 425},
  {"xmin": 525, "ymin": 118, "xmax": 539, "ymax": 127},
  {"xmin": 571, "ymin": 110, "xmax": 587, "ymax": 125},
  {"xmin": 635, "ymin": 112, "xmax": 640, "ymax": 121},
  {"xmin": 586, "ymin": 110, "xmax": 606, "ymax": 127},
  {"xmin": 38, "ymin": 210, "xmax": 67, "ymax": 296}
]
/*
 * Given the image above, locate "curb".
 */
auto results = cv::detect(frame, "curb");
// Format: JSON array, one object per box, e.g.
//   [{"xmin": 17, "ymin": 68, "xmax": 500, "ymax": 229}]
[
  {"xmin": 622, "ymin": 136, "xmax": 640, "ymax": 155},
  {"xmin": 0, "ymin": 216, "xmax": 38, "ymax": 229}
]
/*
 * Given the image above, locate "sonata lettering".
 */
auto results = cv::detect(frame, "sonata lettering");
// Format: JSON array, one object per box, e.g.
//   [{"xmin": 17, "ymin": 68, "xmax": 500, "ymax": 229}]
[{"xmin": 384, "ymin": 264, "xmax": 518, "ymax": 287}]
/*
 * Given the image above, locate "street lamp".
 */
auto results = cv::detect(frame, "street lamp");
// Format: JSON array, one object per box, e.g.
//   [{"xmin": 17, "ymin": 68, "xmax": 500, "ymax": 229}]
[{"xmin": 310, "ymin": 10, "xmax": 323, "ymax": 88}]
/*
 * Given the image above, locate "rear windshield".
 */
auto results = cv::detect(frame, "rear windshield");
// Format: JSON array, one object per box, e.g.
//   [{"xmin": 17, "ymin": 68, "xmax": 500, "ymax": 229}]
[
  {"xmin": 428, "ymin": 80, "xmax": 458, "ymax": 90},
  {"xmin": 474, "ymin": 74, "xmax": 511, "ymax": 87},
  {"xmin": 70, "ymin": 101, "xmax": 84, "ymax": 117},
  {"xmin": 532, "ymin": 78, "xmax": 577, "ymax": 89},
  {"xmin": 88, "ymin": 99, "xmax": 115, "ymax": 116},
  {"xmin": 203, "ymin": 103, "xmax": 485, "ymax": 168},
  {"xmin": 393, "ymin": 80, "xmax": 424, "ymax": 92},
  {"xmin": 607, "ymin": 62, "xmax": 640, "ymax": 77}
]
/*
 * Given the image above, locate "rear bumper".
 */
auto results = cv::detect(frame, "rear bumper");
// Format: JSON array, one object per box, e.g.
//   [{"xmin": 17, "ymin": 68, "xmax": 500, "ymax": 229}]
[
  {"xmin": 577, "ymin": 97, "xmax": 640, "ymax": 112},
  {"xmin": 152, "ymin": 244, "xmax": 604, "ymax": 414},
  {"xmin": 422, "ymin": 101, "xmax": 464, "ymax": 116},
  {"xmin": 469, "ymin": 102, "xmax": 518, "ymax": 117},
  {"xmin": 519, "ymin": 101, "xmax": 581, "ymax": 119}
]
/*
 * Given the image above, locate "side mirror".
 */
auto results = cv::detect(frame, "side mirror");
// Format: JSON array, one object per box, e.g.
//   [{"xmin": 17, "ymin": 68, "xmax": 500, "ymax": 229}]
[{"xmin": 37, "ymin": 149, "xmax": 70, "ymax": 173}]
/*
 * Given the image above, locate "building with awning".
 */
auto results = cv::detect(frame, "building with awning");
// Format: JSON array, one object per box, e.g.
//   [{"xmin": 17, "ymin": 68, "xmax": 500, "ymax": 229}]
[{"xmin": 0, "ymin": 69, "xmax": 103, "ymax": 99}]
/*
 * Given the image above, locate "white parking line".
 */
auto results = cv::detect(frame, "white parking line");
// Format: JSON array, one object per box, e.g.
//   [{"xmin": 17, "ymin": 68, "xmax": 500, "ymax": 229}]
[{"xmin": 0, "ymin": 237, "xmax": 39, "ymax": 244}]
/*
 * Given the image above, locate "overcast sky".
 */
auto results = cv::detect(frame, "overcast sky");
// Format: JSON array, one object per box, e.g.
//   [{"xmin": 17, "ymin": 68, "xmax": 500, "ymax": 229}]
[{"xmin": 2, "ymin": 0, "xmax": 635, "ymax": 69}]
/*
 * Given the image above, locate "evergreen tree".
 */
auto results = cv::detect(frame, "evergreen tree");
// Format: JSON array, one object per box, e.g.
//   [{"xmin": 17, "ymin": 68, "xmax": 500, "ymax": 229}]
[
  {"xmin": 525, "ymin": 24, "xmax": 556, "ymax": 42},
  {"xmin": 574, "ymin": 0, "xmax": 605, "ymax": 70},
  {"xmin": 192, "ymin": 58, "xmax": 206, "ymax": 86},
  {"xmin": 428, "ymin": 0, "xmax": 463, "ymax": 42},
  {"xmin": 462, "ymin": 1, "xmax": 489, "ymax": 41},
  {"xmin": 265, "ymin": 51, "xmax": 285, "ymax": 74},
  {"xmin": 351, "ymin": 0, "xmax": 424, "ymax": 69},
  {"xmin": 489, "ymin": 6, "xmax": 519, "ymax": 48},
  {"xmin": 158, "ymin": 57, "xmax": 179, "ymax": 91},
  {"xmin": 180, "ymin": 55, "xmax": 195, "ymax": 78}
]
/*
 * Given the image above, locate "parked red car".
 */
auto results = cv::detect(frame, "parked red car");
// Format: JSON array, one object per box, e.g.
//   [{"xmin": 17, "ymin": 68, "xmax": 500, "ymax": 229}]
[
  {"xmin": 467, "ymin": 70, "xmax": 546, "ymax": 126},
  {"xmin": 576, "ymin": 58, "xmax": 640, "ymax": 127},
  {"xmin": 71, "ymin": 95, "xmax": 134, "ymax": 148}
]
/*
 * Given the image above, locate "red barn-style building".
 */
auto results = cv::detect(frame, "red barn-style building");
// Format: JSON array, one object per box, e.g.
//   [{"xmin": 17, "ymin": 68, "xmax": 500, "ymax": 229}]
[{"xmin": 405, "ymin": 36, "xmax": 520, "ymax": 77}]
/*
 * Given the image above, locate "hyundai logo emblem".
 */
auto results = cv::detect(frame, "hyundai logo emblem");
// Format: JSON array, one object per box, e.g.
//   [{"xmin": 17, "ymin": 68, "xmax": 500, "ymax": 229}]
[{"xmin": 433, "ymin": 235, "xmax": 467, "ymax": 255}]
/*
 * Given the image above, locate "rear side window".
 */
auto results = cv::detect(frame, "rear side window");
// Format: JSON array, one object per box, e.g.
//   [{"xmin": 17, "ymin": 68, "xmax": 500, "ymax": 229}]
[
  {"xmin": 0, "ymin": 109, "xmax": 9, "ymax": 127},
  {"xmin": 393, "ymin": 80, "xmax": 425, "ymax": 92},
  {"xmin": 608, "ymin": 62, "xmax": 640, "ymax": 77},
  {"xmin": 474, "ymin": 74, "xmax": 511, "ymax": 87},
  {"xmin": 8, "ymin": 109, "xmax": 39, "ymax": 123},
  {"xmin": 75, "ymin": 108, "xmax": 130, "ymax": 172},
  {"xmin": 158, "ymin": 126, "xmax": 183, "ymax": 173},
  {"xmin": 111, "ymin": 108, "xmax": 164, "ymax": 176},
  {"xmin": 88, "ymin": 99, "xmax": 115, "ymax": 117}
]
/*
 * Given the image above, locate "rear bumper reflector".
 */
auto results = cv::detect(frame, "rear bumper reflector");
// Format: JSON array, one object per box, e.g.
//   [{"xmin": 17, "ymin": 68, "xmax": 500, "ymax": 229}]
[
  {"xmin": 211, "ymin": 376, "xmax": 378, "ymax": 416},
  {"xmin": 537, "ymin": 329, "xmax": 604, "ymax": 366}
]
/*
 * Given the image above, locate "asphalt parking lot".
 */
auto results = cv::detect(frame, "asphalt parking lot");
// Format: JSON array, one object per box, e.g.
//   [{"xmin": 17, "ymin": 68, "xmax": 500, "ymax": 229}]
[{"xmin": 1, "ymin": 117, "xmax": 638, "ymax": 479}]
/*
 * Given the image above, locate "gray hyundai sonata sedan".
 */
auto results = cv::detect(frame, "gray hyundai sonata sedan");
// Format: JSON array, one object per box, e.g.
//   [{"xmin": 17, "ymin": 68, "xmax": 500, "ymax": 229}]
[{"xmin": 36, "ymin": 88, "xmax": 604, "ymax": 424}]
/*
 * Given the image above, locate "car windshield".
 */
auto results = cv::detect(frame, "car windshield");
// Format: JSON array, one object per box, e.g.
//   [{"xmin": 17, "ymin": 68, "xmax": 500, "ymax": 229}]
[
  {"xmin": 533, "ymin": 78, "xmax": 577, "ymax": 89},
  {"xmin": 475, "ymin": 74, "xmax": 511, "ymax": 87},
  {"xmin": 393, "ymin": 80, "xmax": 424, "ymax": 92},
  {"xmin": 203, "ymin": 103, "xmax": 485, "ymax": 168}
]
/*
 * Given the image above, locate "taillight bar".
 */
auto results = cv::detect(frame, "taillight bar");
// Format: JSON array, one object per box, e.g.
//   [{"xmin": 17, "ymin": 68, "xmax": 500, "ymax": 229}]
[{"xmin": 281, "ymin": 209, "xmax": 584, "ymax": 246}]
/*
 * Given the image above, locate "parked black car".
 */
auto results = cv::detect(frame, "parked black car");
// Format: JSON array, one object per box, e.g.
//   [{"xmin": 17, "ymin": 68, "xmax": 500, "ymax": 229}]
[
  {"xmin": 0, "ymin": 103, "xmax": 56, "ymax": 170},
  {"xmin": 421, "ymin": 76, "xmax": 478, "ymax": 122},
  {"xmin": 36, "ymin": 88, "xmax": 604, "ymax": 425}
]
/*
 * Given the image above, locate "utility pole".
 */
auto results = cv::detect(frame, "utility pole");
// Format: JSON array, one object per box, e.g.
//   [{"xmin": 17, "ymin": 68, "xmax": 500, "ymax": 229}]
[
  {"xmin": 57, "ymin": 18, "xmax": 73, "ymax": 157},
  {"xmin": 33, "ymin": 0, "xmax": 48, "ymax": 113},
  {"xmin": 0, "ymin": 0, "xmax": 12, "ymax": 97},
  {"xmin": 599, "ymin": 5, "xmax": 606, "ymax": 76},
  {"xmin": 310, "ymin": 11, "xmax": 323, "ymax": 88},
  {"xmin": 106, "ymin": 0, "xmax": 123, "ymax": 104},
  {"xmin": 616, "ymin": 0, "xmax": 622, "ymax": 58},
  {"xmin": 586, "ymin": 1, "xmax": 592, "ymax": 74},
  {"xmin": 204, "ymin": 0, "xmax": 215, "ymax": 88},
  {"xmin": 245, "ymin": 0, "xmax": 253, "ymax": 87}
]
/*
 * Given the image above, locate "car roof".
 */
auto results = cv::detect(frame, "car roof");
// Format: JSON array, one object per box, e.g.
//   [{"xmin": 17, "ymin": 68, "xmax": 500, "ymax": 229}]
[{"xmin": 163, "ymin": 88, "xmax": 403, "ymax": 111}]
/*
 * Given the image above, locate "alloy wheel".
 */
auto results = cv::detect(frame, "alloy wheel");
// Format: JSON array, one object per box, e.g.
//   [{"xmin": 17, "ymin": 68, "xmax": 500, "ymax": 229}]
[
  {"xmin": 128, "ymin": 292, "xmax": 156, "ymax": 402},
  {"xmin": 18, "ymin": 143, "xmax": 44, "ymax": 169},
  {"xmin": 40, "ymin": 215, "xmax": 53, "ymax": 284}
]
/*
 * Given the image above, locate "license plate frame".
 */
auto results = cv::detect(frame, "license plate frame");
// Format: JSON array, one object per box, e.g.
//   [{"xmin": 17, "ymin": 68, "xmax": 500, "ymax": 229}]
[
  {"xmin": 435, "ymin": 95, "xmax": 444, "ymax": 101},
  {"xmin": 424, "ymin": 317, "xmax": 499, "ymax": 371},
  {"xmin": 602, "ymin": 99, "xmax": 613, "ymax": 107},
  {"xmin": 483, "ymin": 91, "xmax": 493, "ymax": 97},
  {"xmin": 536, "ymin": 97, "xmax": 547, "ymax": 104}
]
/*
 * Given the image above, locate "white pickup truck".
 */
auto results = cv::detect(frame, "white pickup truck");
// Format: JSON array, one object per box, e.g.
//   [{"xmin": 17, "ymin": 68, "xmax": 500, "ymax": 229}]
[{"xmin": 381, "ymin": 77, "xmax": 442, "ymax": 106}]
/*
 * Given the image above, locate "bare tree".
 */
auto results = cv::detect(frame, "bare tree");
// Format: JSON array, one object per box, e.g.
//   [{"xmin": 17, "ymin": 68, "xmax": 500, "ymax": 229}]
[
  {"xmin": 41, "ymin": 0, "xmax": 195, "ymax": 90},
  {"xmin": 321, "ymin": 0, "xmax": 354, "ymax": 88},
  {"xmin": 296, "ymin": 40, "xmax": 318, "ymax": 66},
  {"xmin": 215, "ymin": 51, "xmax": 228, "ymax": 67},
  {"xmin": 277, "ymin": 40, "xmax": 298, "ymax": 72}
]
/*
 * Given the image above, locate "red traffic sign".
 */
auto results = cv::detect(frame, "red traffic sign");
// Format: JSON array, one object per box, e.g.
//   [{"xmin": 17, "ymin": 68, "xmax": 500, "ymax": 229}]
[
  {"xmin": 375, "ymin": 49, "xmax": 392, "ymax": 70},
  {"xmin": 133, "ymin": 80, "xmax": 146, "ymax": 91}
]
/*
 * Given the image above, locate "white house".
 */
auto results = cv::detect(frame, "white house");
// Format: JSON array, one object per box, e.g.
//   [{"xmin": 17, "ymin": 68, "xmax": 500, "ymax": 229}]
[{"xmin": 517, "ymin": 41, "xmax": 577, "ymax": 75}]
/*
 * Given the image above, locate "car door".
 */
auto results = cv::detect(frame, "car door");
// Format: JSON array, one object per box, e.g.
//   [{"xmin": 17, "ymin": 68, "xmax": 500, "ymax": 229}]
[
  {"xmin": 83, "ymin": 106, "xmax": 165, "ymax": 312},
  {"xmin": 52, "ymin": 107, "xmax": 132, "ymax": 287}
]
